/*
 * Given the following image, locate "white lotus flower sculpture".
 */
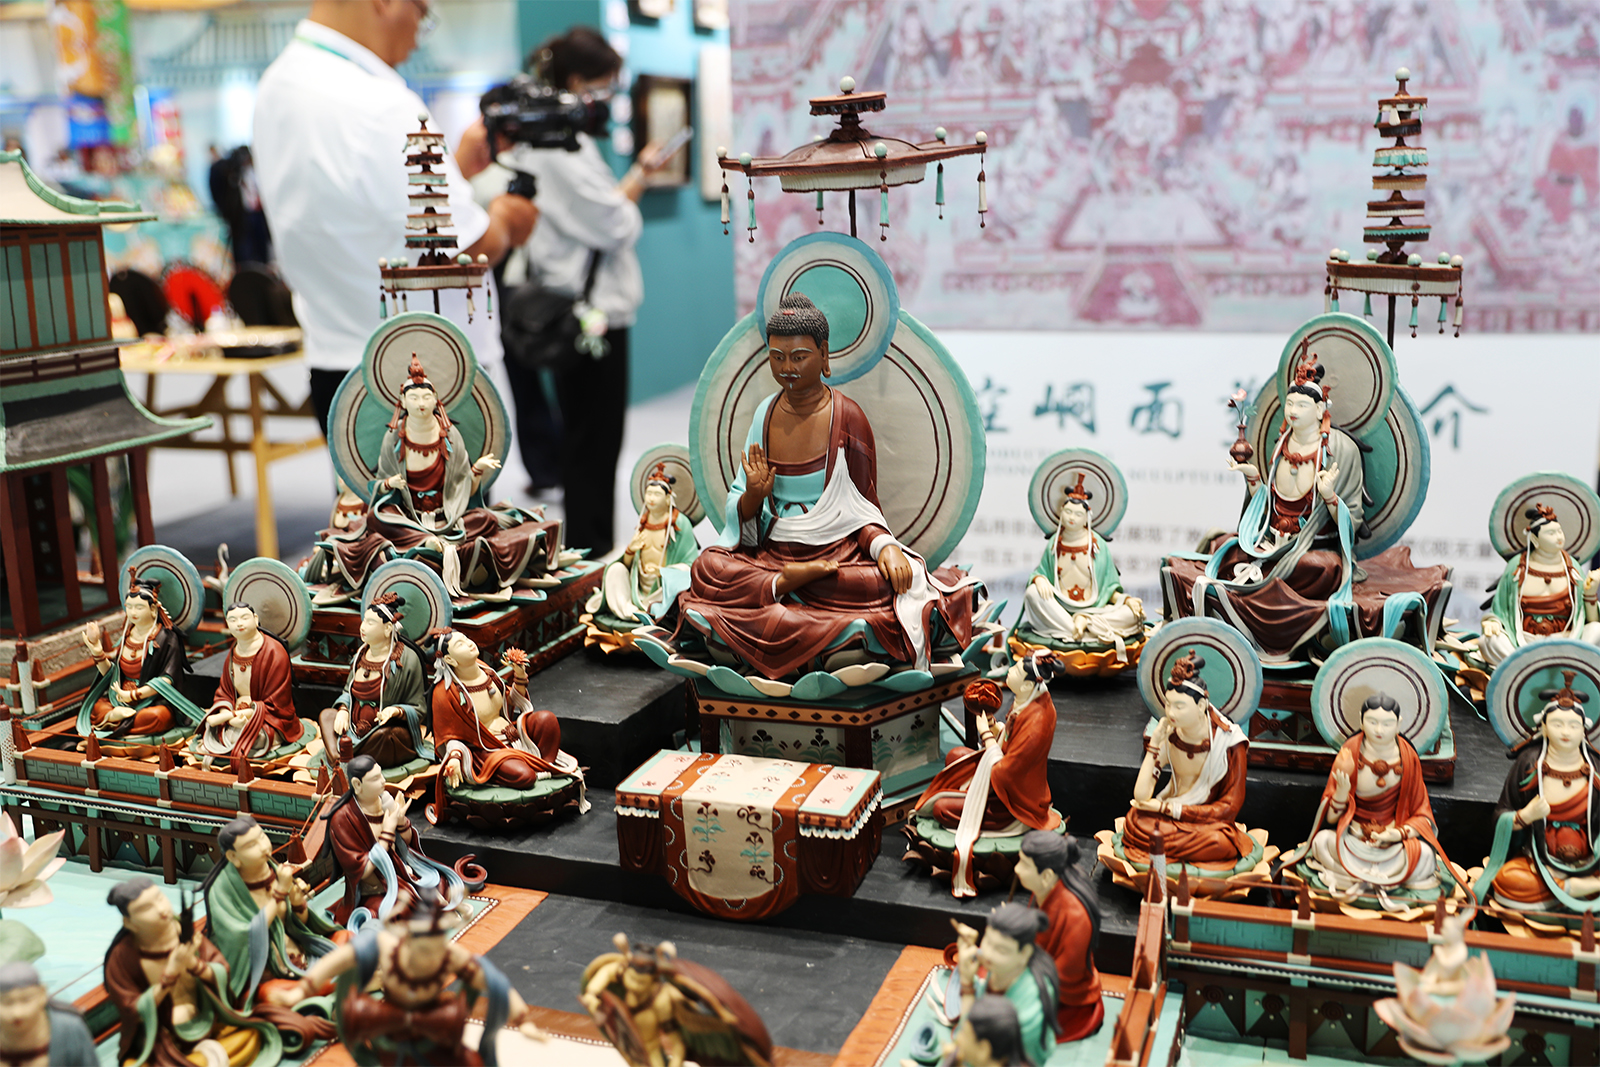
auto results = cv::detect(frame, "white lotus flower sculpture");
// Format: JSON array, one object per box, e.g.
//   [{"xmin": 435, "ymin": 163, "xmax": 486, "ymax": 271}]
[
  {"xmin": 1374, "ymin": 909, "xmax": 1516, "ymax": 1066},
  {"xmin": 0, "ymin": 813, "xmax": 66, "ymax": 910}
]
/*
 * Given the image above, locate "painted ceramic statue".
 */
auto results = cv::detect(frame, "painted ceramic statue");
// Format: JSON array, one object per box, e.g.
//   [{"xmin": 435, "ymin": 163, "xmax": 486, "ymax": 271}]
[
  {"xmin": 430, "ymin": 631, "xmax": 588, "ymax": 820},
  {"xmin": 1016, "ymin": 832, "xmax": 1103, "ymax": 1042},
  {"xmin": 200, "ymin": 816, "xmax": 345, "ymax": 1007},
  {"xmin": 1477, "ymin": 674, "xmax": 1600, "ymax": 922},
  {"xmin": 77, "ymin": 576, "xmax": 203, "ymax": 753},
  {"xmin": 1163, "ymin": 350, "xmax": 1449, "ymax": 661},
  {"xmin": 0, "ymin": 962, "xmax": 96, "ymax": 1067},
  {"xmin": 267, "ymin": 898, "xmax": 541, "ymax": 1066},
  {"xmin": 1119, "ymin": 653, "xmax": 1253, "ymax": 872},
  {"xmin": 307, "ymin": 355, "xmax": 562, "ymax": 599},
  {"xmin": 596, "ymin": 463, "xmax": 699, "ymax": 628},
  {"xmin": 193, "ymin": 602, "xmax": 304, "ymax": 766},
  {"xmin": 318, "ymin": 755, "xmax": 478, "ymax": 927},
  {"xmin": 103, "ymin": 876, "xmax": 333, "ymax": 1067},
  {"xmin": 907, "ymin": 655, "xmax": 1065, "ymax": 897},
  {"xmin": 947, "ymin": 996, "xmax": 1030, "ymax": 1067},
  {"xmin": 667, "ymin": 293, "xmax": 981, "ymax": 680},
  {"xmin": 1479, "ymin": 506, "xmax": 1600, "ymax": 669},
  {"xmin": 1285, "ymin": 693, "xmax": 1460, "ymax": 913},
  {"xmin": 315, "ymin": 593, "xmax": 432, "ymax": 774},
  {"xmin": 1017, "ymin": 473, "xmax": 1143, "ymax": 662},
  {"xmin": 951, "ymin": 903, "xmax": 1061, "ymax": 1067},
  {"xmin": 580, "ymin": 934, "xmax": 775, "ymax": 1067}
]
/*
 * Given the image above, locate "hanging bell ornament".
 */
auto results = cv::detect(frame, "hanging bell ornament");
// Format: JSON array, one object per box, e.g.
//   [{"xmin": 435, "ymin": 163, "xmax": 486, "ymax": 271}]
[
  {"xmin": 975, "ymin": 131, "xmax": 988, "ymax": 228},
  {"xmin": 934, "ymin": 127, "xmax": 947, "ymax": 219},
  {"xmin": 717, "ymin": 146, "xmax": 730, "ymax": 234}
]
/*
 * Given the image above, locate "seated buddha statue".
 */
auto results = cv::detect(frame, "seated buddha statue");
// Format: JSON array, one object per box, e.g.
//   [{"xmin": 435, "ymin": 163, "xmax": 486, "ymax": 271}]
[
  {"xmin": 668, "ymin": 293, "xmax": 980, "ymax": 680},
  {"xmin": 1478, "ymin": 674, "xmax": 1600, "ymax": 916},
  {"xmin": 1016, "ymin": 473, "xmax": 1144, "ymax": 662},
  {"xmin": 308, "ymin": 356, "xmax": 562, "ymax": 599},
  {"xmin": 1163, "ymin": 351, "xmax": 1450, "ymax": 661},
  {"xmin": 193, "ymin": 602, "xmax": 304, "ymax": 767},
  {"xmin": 592, "ymin": 463, "xmax": 699, "ymax": 630},
  {"xmin": 315, "ymin": 594, "xmax": 431, "ymax": 773},
  {"xmin": 1287, "ymin": 693, "xmax": 1459, "ymax": 911},
  {"xmin": 1117, "ymin": 652, "xmax": 1253, "ymax": 871},
  {"xmin": 1479, "ymin": 505, "xmax": 1600, "ymax": 669}
]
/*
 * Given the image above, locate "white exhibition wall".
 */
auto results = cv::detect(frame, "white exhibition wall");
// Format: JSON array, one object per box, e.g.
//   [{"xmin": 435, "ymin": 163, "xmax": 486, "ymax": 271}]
[{"xmin": 940, "ymin": 329, "xmax": 1600, "ymax": 630}]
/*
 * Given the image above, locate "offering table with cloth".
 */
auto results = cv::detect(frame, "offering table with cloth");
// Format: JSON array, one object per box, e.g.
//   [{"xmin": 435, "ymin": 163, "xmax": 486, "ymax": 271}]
[{"xmin": 616, "ymin": 750, "xmax": 882, "ymax": 920}]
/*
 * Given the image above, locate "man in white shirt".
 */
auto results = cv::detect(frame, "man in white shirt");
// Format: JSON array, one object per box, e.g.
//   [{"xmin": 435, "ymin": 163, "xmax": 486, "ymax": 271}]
[{"xmin": 253, "ymin": 0, "xmax": 536, "ymax": 433}]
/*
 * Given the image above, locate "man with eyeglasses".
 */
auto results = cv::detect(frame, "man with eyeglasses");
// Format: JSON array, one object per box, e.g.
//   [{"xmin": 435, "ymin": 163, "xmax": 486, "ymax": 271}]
[{"xmin": 253, "ymin": 0, "xmax": 537, "ymax": 436}]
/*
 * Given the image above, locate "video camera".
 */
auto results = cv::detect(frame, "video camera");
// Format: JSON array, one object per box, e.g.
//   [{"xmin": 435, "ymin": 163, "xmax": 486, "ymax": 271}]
[{"xmin": 479, "ymin": 75, "xmax": 609, "ymax": 154}]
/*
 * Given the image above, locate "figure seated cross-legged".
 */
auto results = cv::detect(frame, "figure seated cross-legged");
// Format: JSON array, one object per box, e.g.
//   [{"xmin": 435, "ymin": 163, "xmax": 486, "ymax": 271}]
[
  {"xmin": 77, "ymin": 576, "xmax": 204, "ymax": 755},
  {"xmin": 906, "ymin": 654, "xmax": 1066, "ymax": 897},
  {"xmin": 316, "ymin": 593, "xmax": 432, "ymax": 775},
  {"xmin": 1015, "ymin": 832, "xmax": 1104, "ymax": 1043},
  {"xmin": 193, "ymin": 602, "xmax": 305, "ymax": 767},
  {"xmin": 103, "ymin": 876, "xmax": 334, "ymax": 1067},
  {"xmin": 951, "ymin": 904, "xmax": 1062, "ymax": 1067},
  {"xmin": 265, "ymin": 898, "xmax": 543, "ymax": 1067},
  {"xmin": 430, "ymin": 631, "xmax": 588, "ymax": 824},
  {"xmin": 1286, "ymin": 693, "xmax": 1461, "ymax": 913},
  {"xmin": 1016, "ymin": 473, "xmax": 1144, "ymax": 662},
  {"xmin": 201, "ymin": 816, "xmax": 349, "ymax": 1010},
  {"xmin": 306, "ymin": 355, "xmax": 563, "ymax": 600},
  {"xmin": 320, "ymin": 755, "xmax": 478, "ymax": 928},
  {"xmin": 1163, "ymin": 351, "xmax": 1450, "ymax": 661},
  {"xmin": 1478, "ymin": 675, "xmax": 1600, "ymax": 920},
  {"xmin": 668, "ymin": 293, "xmax": 981, "ymax": 680},
  {"xmin": 1478, "ymin": 506, "xmax": 1600, "ymax": 670},
  {"xmin": 591, "ymin": 463, "xmax": 699, "ymax": 637}
]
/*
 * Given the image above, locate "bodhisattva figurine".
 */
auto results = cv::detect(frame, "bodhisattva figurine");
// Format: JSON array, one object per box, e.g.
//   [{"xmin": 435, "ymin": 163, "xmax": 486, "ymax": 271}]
[
  {"xmin": 668, "ymin": 293, "xmax": 980, "ymax": 679},
  {"xmin": 316, "ymin": 593, "xmax": 432, "ymax": 772},
  {"xmin": 430, "ymin": 631, "xmax": 588, "ymax": 812},
  {"xmin": 77, "ymin": 576, "xmax": 203, "ymax": 751},
  {"xmin": 952, "ymin": 903, "xmax": 1061, "ymax": 1067},
  {"xmin": 1285, "ymin": 694, "xmax": 1461, "ymax": 912},
  {"xmin": 1017, "ymin": 473, "xmax": 1144, "ymax": 662},
  {"xmin": 319, "ymin": 754, "xmax": 476, "ymax": 926},
  {"xmin": 309, "ymin": 355, "xmax": 562, "ymax": 599},
  {"xmin": 580, "ymin": 934, "xmax": 775, "ymax": 1067},
  {"xmin": 0, "ymin": 962, "xmax": 96, "ymax": 1067},
  {"xmin": 1115, "ymin": 653, "xmax": 1256, "ymax": 876},
  {"xmin": 103, "ymin": 876, "xmax": 334, "ymax": 1067},
  {"xmin": 267, "ymin": 898, "xmax": 542, "ymax": 1066},
  {"xmin": 594, "ymin": 463, "xmax": 699, "ymax": 631},
  {"xmin": 1016, "ymin": 832, "xmax": 1103, "ymax": 1042},
  {"xmin": 200, "ymin": 816, "xmax": 346, "ymax": 1007},
  {"xmin": 1163, "ymin": 351, "xmax": 1448, "ymax": 661},
  {"xmin": 908, "ymin": 654, "xmax": 1065, "ymax": 897},
  {"xmin": 194, "ymin": 602, "xmax": 304, "ymax": 766},
  {"xmin": 1478, "ymin": 674, "xmax": 1600, "ymax": 920},
  {"xmin": 1479, "ymin": 506, "xmax": 1600, "ymax": 669},
  {"xmin": 945, "ymin": 996, "xmax": 1029, "ymax": 1067}
]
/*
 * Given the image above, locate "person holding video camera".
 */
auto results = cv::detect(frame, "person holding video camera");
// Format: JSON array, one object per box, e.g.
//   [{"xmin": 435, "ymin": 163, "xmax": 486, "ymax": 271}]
[
  {"xmin": 461, "ymin": 28, "xmax": 673, "ymax": 558},
  {"xmin": 253, "ymin": 0, "xmax": 537, "ymax": 435}
]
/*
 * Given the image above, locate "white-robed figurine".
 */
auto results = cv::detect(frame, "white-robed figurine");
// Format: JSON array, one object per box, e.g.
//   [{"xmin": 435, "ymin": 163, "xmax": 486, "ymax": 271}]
[
  {"xmin": 598, "ymin": 464, "xmax": 698, "ymax": 625},
  {"xmin": 1018, "ymin": 473, "xmax": 1143, "ymax": 662}
]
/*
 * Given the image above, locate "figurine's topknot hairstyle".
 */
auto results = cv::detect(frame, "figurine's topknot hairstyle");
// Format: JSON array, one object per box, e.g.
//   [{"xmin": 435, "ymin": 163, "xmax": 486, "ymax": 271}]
[
  {"xmin": 1287, "ymin": 349, "xmax": 1327, "ymax": 403},
  {"xmin": 1526, "ymin": 502, "xmax": 1559, "ymax": 538},
  {"xmin": 765, "ymin": 292, "xmax": 829, "ymax": 354},
  {"xmin": 368, "ymin": 592, "xmax": 405, "ymax": 624},
  {"xmin": 1164, "ymin": 650, "xmax": 1208, "ymax": 703}
]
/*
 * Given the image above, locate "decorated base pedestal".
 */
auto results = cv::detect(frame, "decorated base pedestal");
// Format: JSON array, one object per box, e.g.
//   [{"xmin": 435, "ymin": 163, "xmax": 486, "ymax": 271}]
[
  {"xmin": 1007, "ymin": 631, "xmax": 1144, "ymax": 678},
  {"xmin": 1094, "ymin": 820, "xmax": 1277, "ymax": 902},
  {"xmin": 616, "ymin": 750, "xmax": 882, "ymax": 920},
  {"xmin": 900, "ymin": 812, "xmax": 1067, "ymax": 893},
  {"xmin": 693, "ymin": 668, "xmax": 978, "ymax": 808},
  {"xmin": 292, "ymin": 563, "xmax": 601, "ymax": 686},
  {"xmin": 431, "ymin": 773, "xmax": 585, "ymax": 834}
]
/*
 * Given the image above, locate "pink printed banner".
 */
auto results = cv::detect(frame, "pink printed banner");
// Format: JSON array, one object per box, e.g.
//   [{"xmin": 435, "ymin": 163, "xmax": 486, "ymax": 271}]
[{"xmin": 730, "ymin": 0, "xmax": 1598, "ymax": 333}]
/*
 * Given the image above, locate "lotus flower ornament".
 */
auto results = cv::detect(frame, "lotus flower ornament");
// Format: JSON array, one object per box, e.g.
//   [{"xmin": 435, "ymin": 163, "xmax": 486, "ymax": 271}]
[
  {"xmin": 1374, "ymin": 909, "xmax": 1516, "ymax": 1065},
  {"xmin": 0, "ymin": 813, "xmax": 64, "ymax": 911}
]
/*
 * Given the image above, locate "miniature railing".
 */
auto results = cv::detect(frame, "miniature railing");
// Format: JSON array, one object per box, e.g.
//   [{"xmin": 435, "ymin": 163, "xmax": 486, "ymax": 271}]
[{"xmin": 1104, "ymin": 831, "xmax": 1171, "ymax": 1067}]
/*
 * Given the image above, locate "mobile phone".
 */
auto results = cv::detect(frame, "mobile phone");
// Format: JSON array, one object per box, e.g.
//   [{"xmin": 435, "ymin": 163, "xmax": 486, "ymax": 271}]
[{"xmin": 646, "ymin": 125, "xmax": 695, "ymax": 168}]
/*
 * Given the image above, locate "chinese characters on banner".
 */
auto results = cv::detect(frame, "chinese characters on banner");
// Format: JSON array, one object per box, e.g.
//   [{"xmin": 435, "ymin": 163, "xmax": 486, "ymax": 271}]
[{"xmin": 940, "ymin": 331, "xmax": 1600, "ymax": 630}]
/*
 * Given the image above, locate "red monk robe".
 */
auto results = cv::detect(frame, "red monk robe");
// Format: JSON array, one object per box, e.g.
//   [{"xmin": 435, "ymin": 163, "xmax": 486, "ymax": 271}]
[
  {"xmin": 1036, "ymin": 880, "xmax": 1104, "ymax": 1042},
  {"xmin": 1120, "ymin": 709, "xmax": 1253, "ymax": 866},
  {"xmin": 432, "ymin": 670, "xmax": 583, "ymax": 818},
  {"xmin": 202, "ymin": 634, "xmax": 302, "ymax": 759},
  {"xmin": 916, "ymin": 689, "xmax": 1060, "ymax": 832}
]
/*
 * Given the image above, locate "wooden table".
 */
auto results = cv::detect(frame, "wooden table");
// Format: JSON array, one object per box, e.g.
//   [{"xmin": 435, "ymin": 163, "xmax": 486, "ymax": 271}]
[{"xmin": 120, "ymin": 345, "xmax": 324, "ymax": 559}]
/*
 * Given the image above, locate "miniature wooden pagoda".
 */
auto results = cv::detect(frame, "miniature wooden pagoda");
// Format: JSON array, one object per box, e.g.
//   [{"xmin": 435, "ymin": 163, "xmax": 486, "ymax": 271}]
[
  {"xmin": 0, "ymin": 150, "xmax": 207, "ymax": 640},
  {"xmin": 1324, "ymin": 68, "xmax": 1465, "ymax": 344},
  {"xmin": 377, "ymin": 114, "xmax": 491, "ymax": 317}
]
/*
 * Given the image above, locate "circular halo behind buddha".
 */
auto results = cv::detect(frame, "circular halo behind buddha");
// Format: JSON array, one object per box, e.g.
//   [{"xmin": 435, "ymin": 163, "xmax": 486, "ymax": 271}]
[
  {"xmin": 361, "ymin": 559, "xmax": 452, "ymax": 643},
  {"xmin": 1486, "ymin": 640, "xmax": 1600, "ymax": 749},
  {"xmin": 223, "ymin": 557, "xmax": 314, "ymax": 651},
  {"xmin": 1136, "ymin": 619, "xmax": 1262, "ymax": 726},
  {"xmin": 121, "ymin": 545, "xmax": 206, "ymax": 634}
]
